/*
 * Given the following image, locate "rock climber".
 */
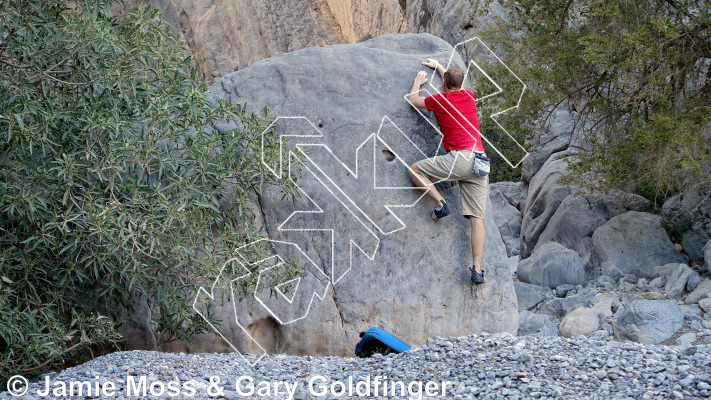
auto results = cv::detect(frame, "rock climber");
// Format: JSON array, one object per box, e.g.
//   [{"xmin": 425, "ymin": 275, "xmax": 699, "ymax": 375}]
[{"xmin": 407, "ymin": 58, "xmax": 490, "ymax": 284}]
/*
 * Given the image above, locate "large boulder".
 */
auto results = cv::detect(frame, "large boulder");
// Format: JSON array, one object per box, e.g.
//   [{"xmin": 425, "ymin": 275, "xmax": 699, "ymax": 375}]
[
  {"xmin": 534, "ymin": 193, "xmax": 648, "ymax": 280},
  {"xmin": 517, "ymin": 241, "xmax": 586, "ymax": 288},
  {"xmin": 162, "ymin": 34, "xmax": 517, "ymax": 357},
  {"xmin": 613, "ymin": 300, "xmax": 683, "ymax": 345},
  {"xmin": 490, "ymin": 183, "xmax": 522, "ymax": 257},
  {"xmin": 705, "ymin": 239, "xmax": 711, "ymax": 273},
  {"xmin": 592, "ymin": 211, "xmax": 687, "ymax": 279},
  {"xmin": 534, "ymin": 194, "xmax": 614, "ymax": 279}
]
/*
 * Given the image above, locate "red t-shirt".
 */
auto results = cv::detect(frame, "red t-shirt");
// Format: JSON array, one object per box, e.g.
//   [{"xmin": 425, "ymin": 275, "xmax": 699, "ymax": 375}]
[{"xmin": 424, "ymin": 89, "xmax": 484, "ymax": 152}]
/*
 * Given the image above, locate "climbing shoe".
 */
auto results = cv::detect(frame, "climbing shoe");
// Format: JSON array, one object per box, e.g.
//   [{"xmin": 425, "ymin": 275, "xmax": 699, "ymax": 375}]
[
  {"xmin": 470, "ymin": 267, "xmax": 486, "ymax": 284},
  {"xmin": 431, "ymin": 200, "xmax": 450, "ymax": 221}
]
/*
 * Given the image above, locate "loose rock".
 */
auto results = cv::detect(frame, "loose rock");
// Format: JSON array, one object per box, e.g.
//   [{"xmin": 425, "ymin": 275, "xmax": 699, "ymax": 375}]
[
  {"xmin": 614, "ymin": 299, "xmax": 684, "ymax": 344},
  {"xmin": 559, "ymin": 307, "xmax": 599, "ymax": 338}
]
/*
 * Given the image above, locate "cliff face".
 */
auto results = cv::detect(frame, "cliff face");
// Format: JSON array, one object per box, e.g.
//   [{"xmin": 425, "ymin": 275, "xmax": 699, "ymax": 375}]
[{"xmin": 116, "ymin": 0, "xmax": 500, "ymax": 81}]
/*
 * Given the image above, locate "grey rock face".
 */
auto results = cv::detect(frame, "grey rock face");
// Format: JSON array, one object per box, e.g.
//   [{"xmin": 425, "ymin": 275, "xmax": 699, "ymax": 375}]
[
  {"xmin": 652, "ymin": 263, "xmax": 680, "ymax": 278},
  {"xmin": 490, "ymin": 182, "xmax": 522, "ymax": 257},
  {"xmin": 596, "ymin": 275, "xmax": 616, "ymax": 288},
  {"xmin": 664, "ymin": 264, "xmax": 694, "ymax": 298},
  {"xmin": 165, "ymin": 34, "xmax": 517, "ymax": 356},
  {"xmin": 699, "ymin": 298, "xmax": 711, "ymax": 313},
  {"xmin": 537, "ymin": 297, "xmax": 564, "ymax": 318},
  {"xmin": 518, "ymin": 310, "xmax": 559, "ymax": 337},
  {"xmin": 559, "ymin": 307, "xmax": 599, "ymax": 338},
  {"xmin": 687, "ymin": 270, "xmax": 702, "ymax": 292},
  {"xmin": 614, "ymin": 300, "xmax": 683, "ymax": 345},
  {"xmin": 492, "ymin": 181, "xmax": 522, "ymax": 209},
  {"xmin": 505, "ymin": 255, "xmax": 518, "ymax": 275},
  {"xmin": 705, "ymin": 239, "xmax": 711, "ymax": 273},
  {"xmin": 519, "ymin": 155, "xmax": 574, "ymax": 259},
  {"xmin": 555, "ymin": 284, "xmax": 575, "ymax": 298},
  {"xmin": 534, "ymin": 195, "xmax": 617, "ymax": 272},
  {"xmin": 520, "ymin": 103, "xmax": 578, "ymax": 184},
  {"xmin": 514, "ymin": 282, "xmax": 544, "ymax": 311},
  {"xmin": 561, "ymin": 289, "xmax": 598, "ymax": 316},
  {"xmin": 593, "ymin": 211, "xmax": 687, "ymax": 279},
  {"xmin": 517, "ymin": 241, "xmax": 586, "ymax": 288}
]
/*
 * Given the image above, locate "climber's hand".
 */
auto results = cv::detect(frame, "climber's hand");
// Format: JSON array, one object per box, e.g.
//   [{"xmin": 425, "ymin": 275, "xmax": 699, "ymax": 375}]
[
  {"xmin": 422, "ymin": 58, "xmax": 441, "ymax": 69},
  {"xmin": 414, "ymin": 71, "xmax": 428, "ymax": 86}
]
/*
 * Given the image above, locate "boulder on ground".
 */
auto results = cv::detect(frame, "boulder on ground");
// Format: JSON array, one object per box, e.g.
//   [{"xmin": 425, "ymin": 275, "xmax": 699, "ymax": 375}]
[
  {"xmin": 593, "ymin": 211, "xmax": 687, "ymax": 279},
  {"xmin": 561, "ymin": 289, "xmax": 598, "ymax": 316},
  {"xmin": 537, "ymin": 297, "xmax": 564, "ymax": 318},
  {"xmin": 680, "ymin": 304, "xmax": 703, "ymax": 317},
  {"xmin": 664, "ymin": 264, "xmax": 694, "ymax": 298},
  {"xmin": 652, "ymin": 263, "xmax": 680, "ymax": 279},
  {"xmin": 596, "ymin": 275, "xmax": 616, "ymax": 288},
  {"xmin": 517, "ymin": 241, "xmax": 586, "ymax": 288},
  {"xmin": 685, "ymin": 279, "xmax": 711, "ymax": 304},
  {"xmin": 613, "ymin": 300, "xmax": 683, "ymax": 345},
  {"xmin": 687, "ymin": 270, "xmax": 701, "ymax": 292},
  {"xmin": 555, "ymin": 284, "xmax": 575, "ymax": 298},
  {"xmin": 559, "ymin": 307, "xmax": 599, "ymax": 338},
  {"xmin": 161, "ymin": 34, "xmax": 518, "ymax": 356},
  {"xmin": 590, "ymin": 292, "xmax": 620, "ymax": 319},
  {"xmin": 514, "ymin": 282, "xmax": 547, "ymax": 311},
  {"xmin": 649, "ymin": 276, "xmax": 666, "ymax": 288},
  {"xmin": 676, "ymin": 333, "xmax": 696, "ymax": 346},
  {"xmin": 534, "ymin": 194, "xmax": 627, "ymax": 279},
  {"xmin": 518, "ymin": 310, "xmax": 559, "ymax": 337},
  {"xmin": 698, "ymin": 298, "xmax": 711, "ymax": 313}
]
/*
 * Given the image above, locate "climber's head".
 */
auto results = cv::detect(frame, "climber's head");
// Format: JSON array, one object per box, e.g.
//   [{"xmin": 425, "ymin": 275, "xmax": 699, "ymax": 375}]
[{"xmin": 443, "ymin": 67, "xmax": 464, "ymax": 92}]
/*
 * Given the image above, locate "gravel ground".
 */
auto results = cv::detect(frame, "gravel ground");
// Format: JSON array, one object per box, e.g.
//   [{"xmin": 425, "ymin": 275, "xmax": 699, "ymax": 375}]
[{"xmin": 4, "ymin": 333, "xmax": 711, "ymax": 400}]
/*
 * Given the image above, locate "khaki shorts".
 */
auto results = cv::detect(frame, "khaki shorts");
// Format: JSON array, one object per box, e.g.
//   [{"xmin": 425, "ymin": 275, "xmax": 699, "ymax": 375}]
[{"xmin": 416, "ymin": 150, "xmax": 488, "ymax": 219}]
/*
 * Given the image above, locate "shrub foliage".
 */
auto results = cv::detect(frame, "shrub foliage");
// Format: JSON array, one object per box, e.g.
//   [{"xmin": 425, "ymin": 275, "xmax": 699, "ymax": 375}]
[
  {"xmin": 0, "ymin": 0, "xmax": 298, "ymax": 377},
  {"xmin": 484, "ymin": 0, "xmax": 711, "ymax": 199}
]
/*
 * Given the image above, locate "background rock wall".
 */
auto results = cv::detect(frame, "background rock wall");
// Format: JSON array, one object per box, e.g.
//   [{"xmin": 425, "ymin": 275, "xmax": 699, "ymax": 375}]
[{"xmin": 113, "ymin": 0, "xmax": 502, "ymax": 81}]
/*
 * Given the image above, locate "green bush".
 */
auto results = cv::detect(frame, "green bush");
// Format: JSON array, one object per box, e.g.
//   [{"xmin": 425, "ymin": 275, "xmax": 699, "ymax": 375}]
[
  {"xmin": 483, "ymin": 0, "xmax": 711, "ymax": 197},
  {"xmin": 661, "ymin": 206, "xmax": 696, "ymax": 241},
  {"xmin": 0, "ymin": 0, "xmax": 298, "ymax": 377}
]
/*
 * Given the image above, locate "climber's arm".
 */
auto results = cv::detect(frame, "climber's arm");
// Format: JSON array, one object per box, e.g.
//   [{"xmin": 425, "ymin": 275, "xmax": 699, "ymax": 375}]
[
  {"xmin": 423, "ymin": 58, "xmax": 446, "ymax": 80},
  {"xmin": 409, "ymin": 71, "xmax": 427, "ymax": 109}
]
